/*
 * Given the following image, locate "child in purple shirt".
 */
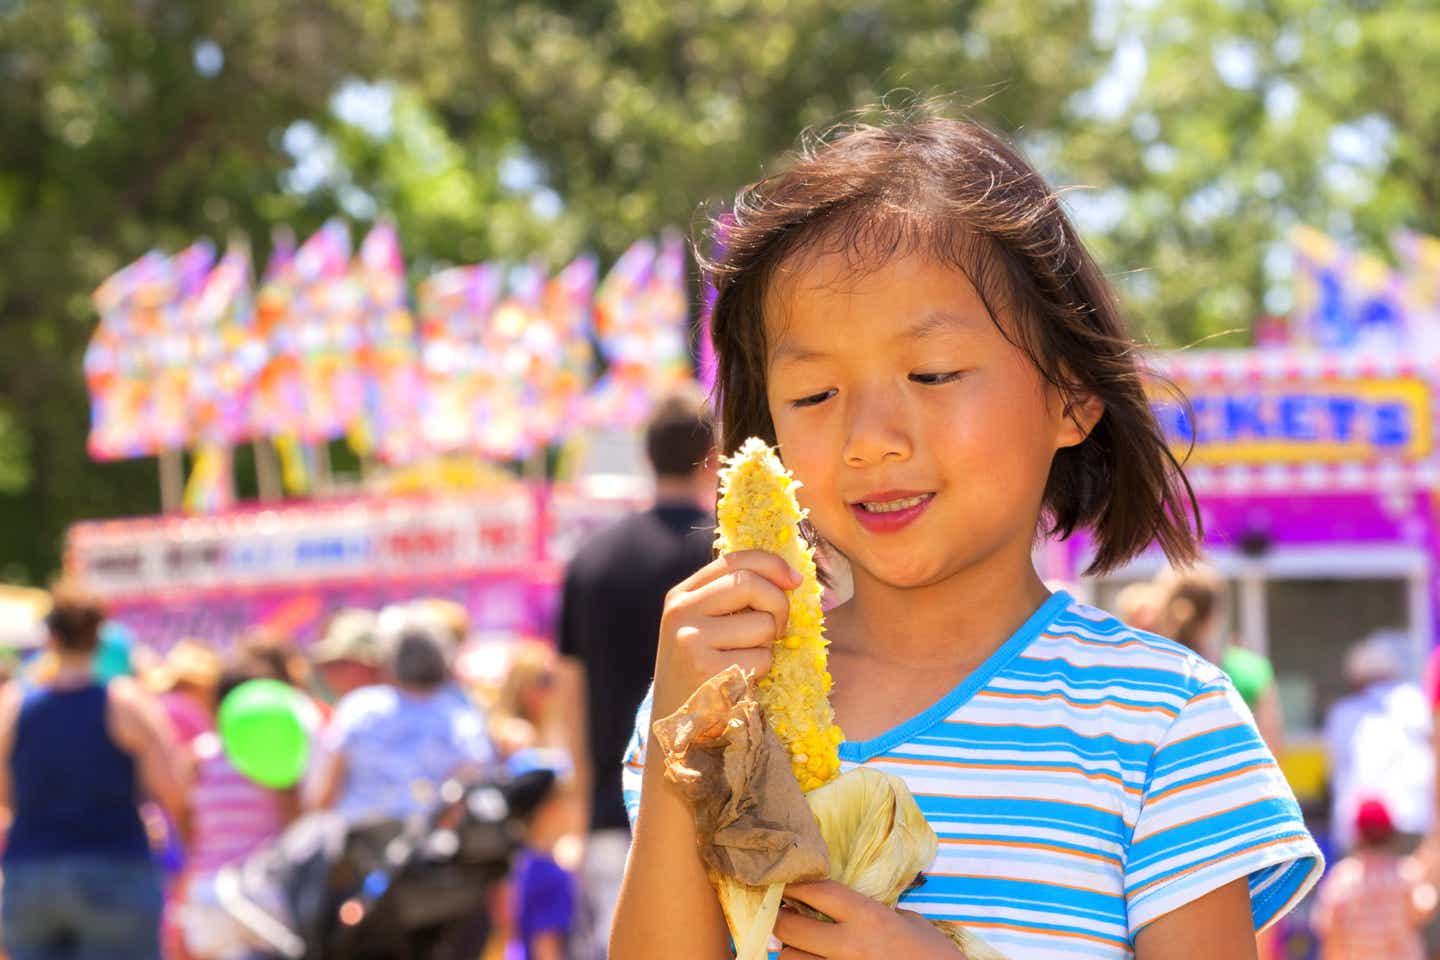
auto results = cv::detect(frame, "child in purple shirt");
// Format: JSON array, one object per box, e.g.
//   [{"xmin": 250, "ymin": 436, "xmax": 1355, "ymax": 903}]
[{"xmin": 504, "ymin": 748, "xmax": 578, "ymax": 960}]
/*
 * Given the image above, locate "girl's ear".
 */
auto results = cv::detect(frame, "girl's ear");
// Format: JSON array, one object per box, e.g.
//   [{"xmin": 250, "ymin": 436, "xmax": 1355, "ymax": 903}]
[{"xmin": 1056, "ymin": 391, "xmax": 1104, "ymax": 448}]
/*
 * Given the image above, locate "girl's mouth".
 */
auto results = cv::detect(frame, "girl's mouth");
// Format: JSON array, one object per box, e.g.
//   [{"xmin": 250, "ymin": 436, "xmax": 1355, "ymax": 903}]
[{"xmin": 850, "ymin": 492, "xmax": 935, "ymax": 533}]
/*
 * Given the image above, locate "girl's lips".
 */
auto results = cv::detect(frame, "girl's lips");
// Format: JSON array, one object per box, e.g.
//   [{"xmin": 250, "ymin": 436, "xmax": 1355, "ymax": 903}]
[{"xmin": 850, "ymin": 493, "xmax": 935, "ymax": 533}]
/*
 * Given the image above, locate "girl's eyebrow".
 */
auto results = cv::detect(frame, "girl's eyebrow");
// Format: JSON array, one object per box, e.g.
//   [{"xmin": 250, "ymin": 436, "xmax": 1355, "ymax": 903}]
[
  {"xmin": 772, "ymin": 311, "xmax": 975, "ymax": 366},
  {"xmin": 900, "ymin": 310, "xmax": 975, "ymax": 341}
]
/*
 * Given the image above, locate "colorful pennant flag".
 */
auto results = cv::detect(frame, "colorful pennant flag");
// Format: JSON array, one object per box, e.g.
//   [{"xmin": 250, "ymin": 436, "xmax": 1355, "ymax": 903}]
[{"xmin": 586, "ymin": 230, "xmax": 693, "ymax": 427}]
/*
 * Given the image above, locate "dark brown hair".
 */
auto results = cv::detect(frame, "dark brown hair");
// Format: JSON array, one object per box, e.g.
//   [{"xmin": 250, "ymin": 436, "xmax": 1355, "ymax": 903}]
[
  {"xmin": 702, "ymin": 112, "xmax": 1200, "ymax": 575},
  {"xmin": 644, "ymin": 385, "xmax": 716, "ymax": 479},
  {"xmin": 45, "ymin": 583, "xmax": 107, "ymax": 653}
]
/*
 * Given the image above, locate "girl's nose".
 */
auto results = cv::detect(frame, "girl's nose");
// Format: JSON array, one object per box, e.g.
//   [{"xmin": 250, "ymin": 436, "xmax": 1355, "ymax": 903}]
[{"xmin": 842, "ymin": 387, "xmax": 913, "ymax": 467}]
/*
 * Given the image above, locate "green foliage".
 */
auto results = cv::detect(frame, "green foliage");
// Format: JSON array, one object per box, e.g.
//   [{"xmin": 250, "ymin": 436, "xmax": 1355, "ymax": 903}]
[{"xmin": 2, "ymin": 0, "xmax": 1438, "ymax": 582}]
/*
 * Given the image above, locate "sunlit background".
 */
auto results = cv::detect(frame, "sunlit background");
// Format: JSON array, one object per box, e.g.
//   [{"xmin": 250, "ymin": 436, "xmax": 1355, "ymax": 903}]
[{"xmin": 3, "ymin": 3, "xmax": 1440, "ymax": 954}]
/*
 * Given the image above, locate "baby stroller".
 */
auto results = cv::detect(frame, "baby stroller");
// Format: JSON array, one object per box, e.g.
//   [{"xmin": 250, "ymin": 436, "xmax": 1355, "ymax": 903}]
[{"xmin": 209, "ymin": 767, "xmax": 554, "ymax": 960}]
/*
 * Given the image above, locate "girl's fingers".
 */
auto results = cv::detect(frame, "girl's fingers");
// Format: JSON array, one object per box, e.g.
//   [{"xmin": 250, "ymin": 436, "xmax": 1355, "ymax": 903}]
[
  {"xmin": 701, "ymin": 610, "xmax": 783, "ymax": 652},
  {"xmin": 773, "ymin": 906, "xmax": 844, "ymax": 958},
  {"xmin": 777, "ymin": 950, "xmax": 824, "ymax": 960},
  {"xmin": 675, "ymin": 550, "xmax": 802, "ymax": 595},
  {"xmin": 718, "ymin": 647, "xmax": 772, "ymax": 679},
  {"xmin": 684, "ymin": 568, "xmax": 793, "ymax": 639}
]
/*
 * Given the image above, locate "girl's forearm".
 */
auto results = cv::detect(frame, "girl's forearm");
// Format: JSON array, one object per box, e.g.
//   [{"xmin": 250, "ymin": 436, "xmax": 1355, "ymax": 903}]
[{"xmin": 609, "ymin": 752, "xmax": 732, "ymax": 960}]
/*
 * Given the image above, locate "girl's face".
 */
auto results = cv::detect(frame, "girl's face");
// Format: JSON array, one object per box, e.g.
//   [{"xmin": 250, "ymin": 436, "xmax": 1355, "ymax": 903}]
[{"xmin": 764, "ymin": 252, "xmax": 1096, "ymax": 591}]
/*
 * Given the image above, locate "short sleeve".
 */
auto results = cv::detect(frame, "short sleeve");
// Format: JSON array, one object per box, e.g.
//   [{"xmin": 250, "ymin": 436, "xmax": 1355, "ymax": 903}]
[
  {"xmin": 620, "ymin": 683, "xmax": 654, "ymax": 830},
  {"xmin": 1124, "ymin": 679, "xmax": 1323, "ymax": 938}
]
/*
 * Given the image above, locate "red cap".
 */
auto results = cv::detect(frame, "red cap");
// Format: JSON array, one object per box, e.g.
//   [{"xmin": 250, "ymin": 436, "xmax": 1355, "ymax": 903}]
[{"xmin": 1355, "ymin": 798, "xmax": 1396, "ymax": 847}]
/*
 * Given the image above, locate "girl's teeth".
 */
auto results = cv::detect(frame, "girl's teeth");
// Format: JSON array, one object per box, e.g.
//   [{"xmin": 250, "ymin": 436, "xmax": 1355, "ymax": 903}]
[{"xmin": 861, "ymin": 495, "xmax": 928, "ymax": 513}]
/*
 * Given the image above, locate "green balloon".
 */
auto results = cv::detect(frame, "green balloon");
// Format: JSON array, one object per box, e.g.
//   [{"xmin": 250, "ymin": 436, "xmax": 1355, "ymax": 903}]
[{"xmin": 218, "ymin": 679, "xmax": 311, "ymax": 789}]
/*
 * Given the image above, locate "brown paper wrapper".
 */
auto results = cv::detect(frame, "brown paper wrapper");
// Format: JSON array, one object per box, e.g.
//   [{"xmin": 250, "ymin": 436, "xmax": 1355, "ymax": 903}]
[{"xmin": 651, "ymin": 665, "xmax": 830, "ymax": 887}]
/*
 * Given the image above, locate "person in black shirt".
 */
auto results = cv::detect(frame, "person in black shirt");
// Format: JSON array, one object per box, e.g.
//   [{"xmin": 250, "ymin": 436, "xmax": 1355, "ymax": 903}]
[{"xmin": 557, "ymin": 388, "xmax": 716, "ymax": 956}]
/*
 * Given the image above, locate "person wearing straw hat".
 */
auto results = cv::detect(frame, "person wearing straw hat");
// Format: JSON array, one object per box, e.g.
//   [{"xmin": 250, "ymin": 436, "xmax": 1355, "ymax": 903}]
[
  {"xmin": 310, "ymin": 608, "xmax": 383, "ymax": 703},
  {"xmin": 307, "ymin": 604, "xmax": 496, "ymax": 822},
  {"xmin": 145, "ymin": 638, "xmax": 222, "ymax": 748}
]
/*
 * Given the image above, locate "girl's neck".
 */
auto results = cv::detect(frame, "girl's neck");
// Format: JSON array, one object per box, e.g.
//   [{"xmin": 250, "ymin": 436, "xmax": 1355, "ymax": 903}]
[{"xmin": 830, "ymin": 550, "xmax": 1052, "ymax": 671}]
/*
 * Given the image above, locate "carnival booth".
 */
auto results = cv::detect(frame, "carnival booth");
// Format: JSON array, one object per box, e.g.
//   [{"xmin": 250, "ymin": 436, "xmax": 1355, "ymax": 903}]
[
  {"xmin": 64, "ymin": 479, "xmax": 647, "ymax": 650},
  {"xmin": 1052, "ymin": 348, "xmax": 1440, "ymax": 808}
]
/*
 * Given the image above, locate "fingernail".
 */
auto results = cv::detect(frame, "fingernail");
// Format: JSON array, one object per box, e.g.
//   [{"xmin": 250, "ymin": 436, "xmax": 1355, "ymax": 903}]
[{"xmin": 789, "ymin": 565, "xmax": 803, "ymax": 585}]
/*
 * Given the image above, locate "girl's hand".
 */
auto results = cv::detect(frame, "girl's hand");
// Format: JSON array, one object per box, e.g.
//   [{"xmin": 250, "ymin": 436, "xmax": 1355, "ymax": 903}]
[
  {"xmin": 773, "ymin": 881, "xmax": 963, "ymax": 959},
  {"xmin": 653, "ymin": 550, "xmax": 801, "ymax": 719}
]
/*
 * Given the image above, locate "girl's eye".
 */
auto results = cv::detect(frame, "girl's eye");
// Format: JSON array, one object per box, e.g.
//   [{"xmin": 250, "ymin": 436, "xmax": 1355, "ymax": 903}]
[
  {"xmin": 910, "ymin": 371, "xmax": 965, "ymax": 386},
  {"xmin": 792, "ymin": 389, "xmax": 836, "ymax": 408}
]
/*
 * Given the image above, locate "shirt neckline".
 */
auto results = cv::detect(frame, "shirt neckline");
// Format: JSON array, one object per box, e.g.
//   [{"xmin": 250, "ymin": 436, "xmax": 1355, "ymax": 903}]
[{"xmin": 836, "ymin": 590, "xmax": 1072, "ymax": 764}]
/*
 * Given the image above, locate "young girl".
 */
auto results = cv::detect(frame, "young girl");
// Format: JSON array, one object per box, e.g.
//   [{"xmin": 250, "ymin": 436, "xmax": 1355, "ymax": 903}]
[{"xmin": 610, "ymin": 115, "xmax": 1322, "ymax": 960}]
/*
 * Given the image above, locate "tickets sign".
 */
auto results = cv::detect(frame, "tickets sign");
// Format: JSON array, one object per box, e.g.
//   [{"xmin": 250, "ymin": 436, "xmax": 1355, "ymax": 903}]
[{"xmin": 1151, "ymin": 377, "xmax": 1432, "ymax": 464}]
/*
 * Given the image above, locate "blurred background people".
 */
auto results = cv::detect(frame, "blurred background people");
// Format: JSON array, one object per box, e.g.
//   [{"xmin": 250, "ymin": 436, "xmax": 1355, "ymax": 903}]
[
  {"xmin": 498, "ymin": 748, "xmax": 579, "ymax": 960},
  {"xmin": 307, "ymin": 604, "xmax": 495, "ymax": 821},
  {"xmin": 146, "ymin": 639, "xmax": 222, "ymax": 749},
  {"xmin": 309, "ymin": 608, "xmax": 383, "ymax": 702},
  {"xmin": 1114, "ymin": 580, "xmax": 1165, "ymax": 634},
  {"xmin": 1155, "ymin": 566, "xmax": 1286, "ymax": 752},
  {"xmin": 556, "ymin": 387, "xmax": 717, "ymax": 957},
  {"xmin": 0, "ymin": 585, "xmax": 187, "ymax": 960},
  {"xmin": 177, "ymin": 659, "xmax": 298, "ymax": 960},
  {"xmin": 1325, "ymin": 631, "xmax": 1434, "ymax": 854},
  {"xmin": 1313, "ymin": 797, "xmax": 1438, "ymax": 960}
]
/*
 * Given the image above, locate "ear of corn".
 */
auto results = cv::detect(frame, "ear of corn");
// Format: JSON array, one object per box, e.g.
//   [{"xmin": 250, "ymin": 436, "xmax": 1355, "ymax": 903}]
[{"xmin": 715, "ymin": 437, "xmax": 843, "ymax": 791}]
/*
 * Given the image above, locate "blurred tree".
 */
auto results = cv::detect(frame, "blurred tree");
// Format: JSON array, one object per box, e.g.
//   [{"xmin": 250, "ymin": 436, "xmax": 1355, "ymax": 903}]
[
  {"xmin": 1052, "ymin": 0, "xmax": 1440, "ymax": 346},
  {"xmin": 6, "ymin": 0, "xmax": 1438, "ymax": 582},
  {"xmin": 0, "ymin": 0, "xmax": 391, "ymax": 581}
]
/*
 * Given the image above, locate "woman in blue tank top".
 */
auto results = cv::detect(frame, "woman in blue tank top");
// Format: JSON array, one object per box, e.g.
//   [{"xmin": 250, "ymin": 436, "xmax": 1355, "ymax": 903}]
[{"xmin": 0, "ymin": 586, "xmax": 187, "ymax": 960}]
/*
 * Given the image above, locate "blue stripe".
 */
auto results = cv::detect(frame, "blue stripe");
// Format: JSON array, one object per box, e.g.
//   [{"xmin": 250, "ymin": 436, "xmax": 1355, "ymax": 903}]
[{"xmin": 920, "ymin": 721, "xmax": 1156, "ymax": 768}]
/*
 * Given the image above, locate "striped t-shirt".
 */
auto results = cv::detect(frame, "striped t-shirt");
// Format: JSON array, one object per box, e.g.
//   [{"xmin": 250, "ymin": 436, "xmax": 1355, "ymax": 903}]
[
  {"xmin": 188, "ymin": 731, "xmax": 285, "ymax": 875},
  {"xmin": 621, "ymin": 590, "xmax": 1323, "ymax": 959}
]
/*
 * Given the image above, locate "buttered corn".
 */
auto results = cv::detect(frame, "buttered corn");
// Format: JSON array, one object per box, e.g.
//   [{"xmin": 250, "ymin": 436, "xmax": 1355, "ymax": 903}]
[{"xmin": 715, "ymin": 437, "xmax": 844, "ymax": 791}]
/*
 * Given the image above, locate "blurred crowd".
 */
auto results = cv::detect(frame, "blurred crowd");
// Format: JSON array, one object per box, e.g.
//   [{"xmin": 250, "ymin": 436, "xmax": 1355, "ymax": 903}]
[
  {"xmin": 0, "ymin": 585, "xmax": 598, "ymax": 960},
  {"xmin": 0, "ymin": 389, "xmax": 718, "ymax": 960},
  {"xmin": 1116, "ymin": 568, "xmax": 1438, "ymax": 960}
]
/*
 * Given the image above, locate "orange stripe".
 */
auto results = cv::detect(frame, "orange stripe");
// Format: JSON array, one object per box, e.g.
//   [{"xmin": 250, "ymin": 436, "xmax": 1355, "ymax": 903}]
[
  {"xmin": 979, "ymin": 688, "xmax": 1180, "ymax": 717},
  {"xmin": 1130, "ymin": 797, "xmax": 1260, "ymax": 846},
  {"xmin": 946, "ymin": 717, "xmax": 1155, "ymax": 748},
  {"xmin": 1145, "ymin": 759, "xmax": 1271, "ymax": 804},
  {"xmin": 957, "ymin": 917, "xmax": 1129, "ymax": 947},
  {"xmin": 1162, "ymin": 719, "xmax": 1247, "ymax": 750},
  {"xmin": 1128, "ymin": 835, "xmax": 1300, "ymax": 897},
  {"xmin": 927, "ymin": 872, "xmax": 1120, "ymax": 899},
  {"xmin": 879, "ymin": 754, "xmax": 1141, "ymax": 794},
  {"xmin": 937, "ymin": 836, "xmax": 1124, "ymax": 867},
  {"xmin": 1040, "ymin": 630, "xmax": 1191, "ymax": 659}
]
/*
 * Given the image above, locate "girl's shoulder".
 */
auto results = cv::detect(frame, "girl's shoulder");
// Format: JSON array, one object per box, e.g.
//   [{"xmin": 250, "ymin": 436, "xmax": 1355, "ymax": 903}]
[{"xmin": 1034, "ymin": 596, "xmax": 1230, "ymax": 697}]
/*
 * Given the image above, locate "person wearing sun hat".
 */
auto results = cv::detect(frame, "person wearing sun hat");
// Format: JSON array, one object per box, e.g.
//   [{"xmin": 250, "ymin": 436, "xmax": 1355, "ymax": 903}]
[
  {"xmin": 310, "ymin": 608, "xmax": 383, "ymax": 702},
  {"xmin": 145, "ymin": 638, "xmax": 223, "ymax": 747},
  {"xmin": 306, "ymin": 603, "xmax": 496, "ymax": 822}
]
